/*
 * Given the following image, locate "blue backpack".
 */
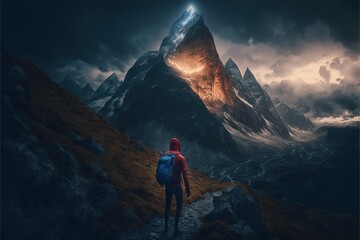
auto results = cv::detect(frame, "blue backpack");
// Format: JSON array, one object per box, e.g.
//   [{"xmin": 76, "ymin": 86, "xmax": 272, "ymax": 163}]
[{"xmin": 156, "ymin": 154, "xmax": 177, "ymax": 185}]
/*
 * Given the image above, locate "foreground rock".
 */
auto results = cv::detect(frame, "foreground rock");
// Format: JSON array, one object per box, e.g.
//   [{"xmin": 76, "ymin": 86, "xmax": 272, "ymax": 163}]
[{"xmin": 205, "ymin": 186, "xmax": 270, "ymax": 240}]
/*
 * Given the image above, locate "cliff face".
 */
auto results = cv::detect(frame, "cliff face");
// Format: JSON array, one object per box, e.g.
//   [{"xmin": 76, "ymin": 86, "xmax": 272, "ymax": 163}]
[
  {"xmin": 162, "ymin": 16, "xmax": 232, "ymax": 113},
  {"xmin": 100, "ymin": 51, "xmax": 238, "ymax": 170},
  {"xmin": 160, "ymin": 9, "xmax": 289, "ymax": 140}
]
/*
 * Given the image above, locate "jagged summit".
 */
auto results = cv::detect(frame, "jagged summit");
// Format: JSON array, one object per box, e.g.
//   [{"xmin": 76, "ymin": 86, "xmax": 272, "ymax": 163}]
[
  {"xmin": 244, "ymin": 67, "xmax": 252, "ymax": 77},
  {"xmin": 159, "ymin": 7, "xmax": 202, "ymax": 57},
  {"xmin": 243, "ymin": 68, "xmax": 259, "ymax": 91},
  {"xmin": 225, "ymin": 57, "xmax": 236, "ymax": 66},
  {"xmin": 225, "ymin": 58, "xmax": 243, "ymax": 81},
  {"xmin": 107, "ymin": 72, "xmax": 118, "ymax": 80},
  {"xmin": 86, "ymin": 73, "xmax": 122, "ymax": 112}
]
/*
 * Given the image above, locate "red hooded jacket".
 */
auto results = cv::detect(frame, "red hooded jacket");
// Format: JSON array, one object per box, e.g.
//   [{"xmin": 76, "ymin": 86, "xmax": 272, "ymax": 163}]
[{"xmin": 166, "ymin": 138, "xmax": 190, "ymax": 191}]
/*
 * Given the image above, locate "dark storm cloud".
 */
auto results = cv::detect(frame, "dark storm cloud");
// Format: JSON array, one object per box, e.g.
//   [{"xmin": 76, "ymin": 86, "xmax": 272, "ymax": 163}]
[
  {"xmin": 197, "ymin": 0, "xmax": 359, "ymax": 52},
  {"xmin": 2, "ymin": 0, "xmax": 358, "ymax": 87},
  {"xmin": 2, "ymin": 0, "xmax": 187, "ymax": 83}
]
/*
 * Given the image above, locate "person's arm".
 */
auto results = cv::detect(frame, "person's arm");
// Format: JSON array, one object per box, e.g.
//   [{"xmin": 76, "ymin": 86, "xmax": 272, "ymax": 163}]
[{"xmin": 180, "ymin": 156, "xmax": 190, "ymax": 196}]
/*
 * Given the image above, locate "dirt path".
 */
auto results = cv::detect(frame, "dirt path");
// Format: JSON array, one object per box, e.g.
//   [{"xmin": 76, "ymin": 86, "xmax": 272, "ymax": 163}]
[{"xmin": 114, "ymin": 189, "xmax": 224, "ymax": 240}]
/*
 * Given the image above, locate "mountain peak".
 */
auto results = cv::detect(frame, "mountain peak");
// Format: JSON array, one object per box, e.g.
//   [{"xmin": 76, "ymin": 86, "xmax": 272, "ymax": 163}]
[
  {"xmin": 106, "ymin": 73, "xmax": 119, "ymax": 82},
  {"xmin": 225, "ymin": 58, "xmax": 243, "ymax": 81},
  {"xmin": 226, "ymin": 57, "xmax": 235, "ymax": 65},
  {"xmin": 225, "ymin": 58, "xmax": 238, "ymax": 69},
  {"xmin": 159, "ymin": 7, "xmax": 202, "ymax": 56},
  {"xmin": 244, "ymin": 67, "xmax": 254, "ymax": 78}
]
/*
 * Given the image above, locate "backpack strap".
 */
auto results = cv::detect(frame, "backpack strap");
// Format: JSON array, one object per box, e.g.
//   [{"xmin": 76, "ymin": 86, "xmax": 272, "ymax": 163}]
[{"xmin": 171, "ymin": 153, "xmax": 180, "ymax": 180}]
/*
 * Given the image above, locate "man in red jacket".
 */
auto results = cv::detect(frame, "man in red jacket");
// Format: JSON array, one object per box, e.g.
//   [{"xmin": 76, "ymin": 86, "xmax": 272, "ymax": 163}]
[{"xmin": 164, "ymin": 138, "xmax": 190, "ymax": 236}]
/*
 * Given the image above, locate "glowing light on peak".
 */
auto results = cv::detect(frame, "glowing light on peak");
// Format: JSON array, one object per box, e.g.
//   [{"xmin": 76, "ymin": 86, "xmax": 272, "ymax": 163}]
[
  {"xmin": 188, "ymin": 4, "xmax": 195, "ymax": 13},
  {"xmin": 167, "ymin": 58, "xmax": 204, "ymax": 75}
]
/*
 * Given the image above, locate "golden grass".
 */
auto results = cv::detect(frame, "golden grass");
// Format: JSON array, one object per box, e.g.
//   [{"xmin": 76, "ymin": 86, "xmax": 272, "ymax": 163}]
[{"xmin": 19, "ymin": 60, "xmax": 232, "ymax": 232}]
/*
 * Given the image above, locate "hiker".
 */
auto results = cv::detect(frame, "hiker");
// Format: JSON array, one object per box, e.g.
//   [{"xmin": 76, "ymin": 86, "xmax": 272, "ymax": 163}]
[{"xmin": 156, "ymin": 138, "xmax": 191, "ymax": 236}]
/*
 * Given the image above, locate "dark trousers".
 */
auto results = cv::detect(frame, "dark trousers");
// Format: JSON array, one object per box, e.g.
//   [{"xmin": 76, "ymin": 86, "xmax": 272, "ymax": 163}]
[{"xmin": 164, "ymin": 182, "xmax": 183, "ymax": 229}]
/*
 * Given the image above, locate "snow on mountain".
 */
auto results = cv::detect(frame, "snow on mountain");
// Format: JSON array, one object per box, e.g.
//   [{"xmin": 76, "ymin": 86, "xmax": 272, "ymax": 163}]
[
  {"xmin": 263, "ymin": 84, "xmax": 314, "ymax": 131},
  {"xmin": 242, "ymin": 68, "xmax": 289, "ymax": 138},
  {"xmin": 225, "ymin": 58, "xmax": 256, "ymax": 105},
  {"xmin": 86, "ymin": 73, "xmax": 122, "ymax": 112},
  {"xmin": 160, "ymin": 6, "xmax": 201, "ymax": 57},
  {"xmin": 99, "ymin": 8, "xmax": 294, "ymax": 159},
  {"xmin": 100, "ymin": 51, "xmax": 160, "ymax": 119}
]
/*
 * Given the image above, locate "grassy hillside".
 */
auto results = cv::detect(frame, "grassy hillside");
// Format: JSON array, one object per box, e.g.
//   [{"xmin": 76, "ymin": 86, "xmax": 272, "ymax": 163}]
[
  {"xmin": 1, "ymin": 53, "xmax": 231, "ymax": 239},
  {"xmin": 27, "ymin": 59, "xmax": 233, "ymax": 221}
]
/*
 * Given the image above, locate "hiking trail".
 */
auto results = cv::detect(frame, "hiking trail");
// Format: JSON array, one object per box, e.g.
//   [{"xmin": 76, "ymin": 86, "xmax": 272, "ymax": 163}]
[{"xmin": 114, "ymin": 190, "xmax": 224, "ymax": 240}]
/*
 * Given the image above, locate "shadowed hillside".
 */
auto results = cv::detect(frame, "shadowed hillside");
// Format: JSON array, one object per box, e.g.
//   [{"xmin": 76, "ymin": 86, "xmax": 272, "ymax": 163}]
[{"xmin": 1, "ymin": 52, "xmax": 231, "ymax": 240}]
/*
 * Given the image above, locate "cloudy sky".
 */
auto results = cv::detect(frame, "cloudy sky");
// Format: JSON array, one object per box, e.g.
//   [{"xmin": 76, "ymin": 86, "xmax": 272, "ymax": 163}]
[{"xmin": 2, "ymin": 0, "xmax": 359, "ymax": 120}]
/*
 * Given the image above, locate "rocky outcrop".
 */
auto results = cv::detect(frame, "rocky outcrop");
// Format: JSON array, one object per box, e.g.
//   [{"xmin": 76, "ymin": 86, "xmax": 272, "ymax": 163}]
[{"xmin": 206, "ymin": 186, "xmax": 270, "ymax": 240}]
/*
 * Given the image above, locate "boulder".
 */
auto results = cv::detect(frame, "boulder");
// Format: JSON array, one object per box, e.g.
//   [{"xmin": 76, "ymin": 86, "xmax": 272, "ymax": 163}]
[{"xmin": 205, "ymin": 186, "xmax": 270, "ymax": 240}]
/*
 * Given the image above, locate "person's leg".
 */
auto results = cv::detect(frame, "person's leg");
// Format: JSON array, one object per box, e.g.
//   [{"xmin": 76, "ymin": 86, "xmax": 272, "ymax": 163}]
[
  {"xmin": 174, "ymin": 185, "xmax": 183, "ymax": 235},
  {"xmin": 164, "ymin": 184, "xmax": 173, "ymax": 231}
]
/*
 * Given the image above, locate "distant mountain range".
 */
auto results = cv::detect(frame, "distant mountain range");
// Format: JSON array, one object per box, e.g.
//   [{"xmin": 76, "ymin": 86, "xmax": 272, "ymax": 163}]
[
  {"xmin": 59, "ymin": 73, "xmax": 123, "ymax": 112},
  {"xmin": 263, "ymin": 84, "xmax": 314, "ymax": 131},
  {"xmin": 57, "ymin": 8, "xmax": 314, "ymax": 169},
  {"xmin": 96, "ymin": 8, "xmax": 314, "ymax": 167}
]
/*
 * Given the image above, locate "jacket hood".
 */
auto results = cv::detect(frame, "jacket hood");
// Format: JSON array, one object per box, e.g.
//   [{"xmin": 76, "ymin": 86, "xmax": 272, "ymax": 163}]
[{"xmin": 169, "ymin": 138, "xmax": 181, "ymax": 152}]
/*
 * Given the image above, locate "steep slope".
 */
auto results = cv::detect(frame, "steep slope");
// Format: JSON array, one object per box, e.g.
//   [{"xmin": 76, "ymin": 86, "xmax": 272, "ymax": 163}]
[
  {"xmin": 1, "ymin": 52, "xmax": 231, "ymax": 240},
  {"xmin": 263, "ymin": 84, "xmax": 314, "ymax": 131},
  {"xmin": 224, "ymin": 58, "xmax": 255, "ymax": 104},
  {"xmin": 100, "ymin": 51, "xmax": 238, "ymax": 170},
  {"xmin": 159, "ymin": 8, "xmax": 289, "ymax": 139},
  {"xmin": 87, "ymin": 73, "xmax": 122, "ymax": 112},
  {"xmin": 242, "ymin": 68, "xmax": 289, "ymax": 137},
  {"xmin": 100, "ymin": 8, "xmax": 291, "ymax": 161}
]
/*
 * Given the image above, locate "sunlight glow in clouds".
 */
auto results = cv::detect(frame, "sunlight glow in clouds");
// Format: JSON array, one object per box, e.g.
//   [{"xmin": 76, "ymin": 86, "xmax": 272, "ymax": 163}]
[
  {"xmin": 214, "ymin": 33, "xmax": 359, "ymax": 120},
  {"xmin": 214, "ymin": 36, "xmax": 352, "ymax": 86}
]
